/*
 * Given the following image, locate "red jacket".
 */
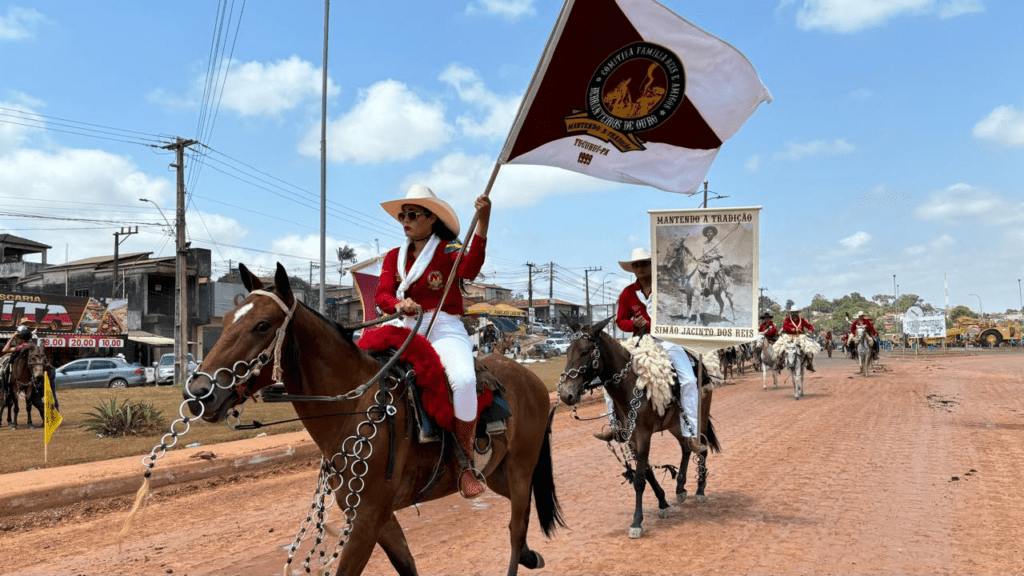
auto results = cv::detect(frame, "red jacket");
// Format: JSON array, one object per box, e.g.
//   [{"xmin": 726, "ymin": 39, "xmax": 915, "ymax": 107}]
[
  {"xmin": 375, "ymin": 236, "xmax": 487, "ymax": 316},
  {"xmin": 850, "ymin": 318, "xmax": 878, "ymax": 337},
  {"xmin": 782, "ymin": 316, "xmax": 815, "ymax": 335},
  {"xmin": 616, "ymin": 282, "xmax": 650, "ymax": 335},
  {"xmin": 759, "ymin": 320, "xmax": 778, "ymax": 339}
]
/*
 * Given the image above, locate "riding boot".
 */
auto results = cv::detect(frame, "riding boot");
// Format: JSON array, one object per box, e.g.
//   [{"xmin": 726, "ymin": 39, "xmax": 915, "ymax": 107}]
[
  {"xmin": 453, "ymin": 418, "xmax": 486, "ymax": 498},
  {"xmin": 805, "ymin": 355, "xmax": 816, "ymax": 372},
  {"xmin": 592, "ymin": 428, "xmax": 615, "ymax": 442}
]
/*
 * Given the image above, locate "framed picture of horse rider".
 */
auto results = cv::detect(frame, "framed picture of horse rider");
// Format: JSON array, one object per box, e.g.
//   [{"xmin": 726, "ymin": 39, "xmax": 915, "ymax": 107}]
[{"xmin": 649, "ymin": 207, "xmax": 760, "ymax": 354}]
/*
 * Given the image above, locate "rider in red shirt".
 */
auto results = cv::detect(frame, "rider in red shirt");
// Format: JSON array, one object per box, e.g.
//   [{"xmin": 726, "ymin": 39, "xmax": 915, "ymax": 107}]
[
  {"xmin": 758, "ymin": 312, "xmax": 778, "ymax": 342},
  {"xmin": 774, "ymin": 310, "xmax": 818, "ymax": 372},
  {"xmin": 850, "ymin": 311, "xmax": 880, "ymax": 356}
]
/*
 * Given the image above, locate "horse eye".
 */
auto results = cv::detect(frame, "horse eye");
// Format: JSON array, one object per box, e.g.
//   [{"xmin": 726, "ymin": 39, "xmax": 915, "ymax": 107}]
[{"xmin": 254, "ymin": 320, "xmax": 272, "ymax": 332}]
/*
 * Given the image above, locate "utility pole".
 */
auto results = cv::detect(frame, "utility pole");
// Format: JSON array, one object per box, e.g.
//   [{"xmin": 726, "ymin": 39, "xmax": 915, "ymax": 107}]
[
  {"xmin": 549, "ymin": 262, "xmax": 554, "ymax": 325},
  {"xmin": 163, "ymin": 137, "xmax": 198, "ymax": 387},
  {"xmin": 700, "ymin": 180, "xmax": 729, "ymax": 208},
  {"xmin": 758, "ymin": 286, "xmax": 767, "ymax": 313},
  {"xmin": 525, "ymin": 262, "xmax": 535, "ymax": 325},
  {"xmin": 112, "ymin": 226, "xmax": 138, "ymax": 297},
  {"xmin": 584, "ymin": 266, "xmax": 601, "ymax": 324}
]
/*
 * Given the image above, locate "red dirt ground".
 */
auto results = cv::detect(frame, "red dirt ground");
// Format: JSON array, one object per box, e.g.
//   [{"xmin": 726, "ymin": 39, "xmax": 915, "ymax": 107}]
[{"xmin": 1, "ymin": 351, "xmax": 1023, "ymax": 575}]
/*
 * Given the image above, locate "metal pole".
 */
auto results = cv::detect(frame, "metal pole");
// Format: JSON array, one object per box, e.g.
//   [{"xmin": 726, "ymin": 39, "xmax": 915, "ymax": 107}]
[
  {"xmin": 170, "ymin": 138, "xmax": 197, "ymax": 386},
  {"xmin": 318, "ymin": 0, "xmax": 330, "ymax": 314}
]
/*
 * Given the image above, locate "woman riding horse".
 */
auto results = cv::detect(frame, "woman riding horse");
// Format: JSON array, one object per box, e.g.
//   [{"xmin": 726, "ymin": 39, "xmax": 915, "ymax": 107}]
[
  {"xmin": 375, "ymin": 184, "xmax": 491, "ymax": 499},
  {"xmin": 593, "ymin": 248, "xmax": 702, "ymax": 453}
]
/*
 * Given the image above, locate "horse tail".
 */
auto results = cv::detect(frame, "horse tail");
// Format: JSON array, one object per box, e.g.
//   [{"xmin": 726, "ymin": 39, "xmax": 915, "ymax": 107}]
[
  {"xmin": 702, "ymin": 418, "xmax": 722, "ymax": 454},
  {"xmin": 532, "ymin": 404, "xmax": 566, "ymax": 537}
]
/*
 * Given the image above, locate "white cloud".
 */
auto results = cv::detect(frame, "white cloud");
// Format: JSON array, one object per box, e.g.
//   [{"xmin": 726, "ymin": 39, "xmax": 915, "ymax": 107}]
[
  {"xmin": 973, "ymin": 105, "xmax": 1024, "ymax": 147},
  {"xmin": 0, "ymin": 147, "xmax": 174, "ymax": 261},
  {"xmin": 913, "ymin": 183, "xmax": 1004, "ymax": 221},
  {"xmin": 905, "ymin": 234, "xmax": 955, "ymax": 256},
  {"xmin": 0, "ymin": 97, "xmax": 43, "ymax": 155},
  {"xmin": 301, "ymin": 80, "xmax": 451, "ymax": 164},
  {"xmin": 219, "ymin": 56, "xmax": 338, "ymax": 117},
  {"xmin": 793, "ymin": 0, "xmax": 983, "ymax": 33},
  {"xmin": 774, "ymin": 138, "xmax": 855, "ymax": 161},
  {"xmin": 400, "ymin": 151, "xmax": 615, "ymax": 210},
  {"xmin": 439, "ymin": 64, "xmax": 521, "ymax": 140},
  {"xmin": 0, "ymin": 6, "xmax": 47, "ymax": 40},
  {"xmin": 465, "ymin": 0, "xmax": 536, "ymax": 21},
  {"xmin": 745, "ymin": 154, "xmax": 761, "ymax": 172},
  {"xmin": 839, "ymin": 231, "xmax": 871, "ymax": 250}
]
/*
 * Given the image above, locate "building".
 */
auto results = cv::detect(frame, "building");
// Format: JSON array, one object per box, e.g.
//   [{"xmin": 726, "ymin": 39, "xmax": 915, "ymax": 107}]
[
  {"xmin": 0, "ymin": 234, "xmax": 51, "ymax": 290},
  {"xmin": 15, "ymin": 248, "xmax": 212, "ymax": 367},
  {"xmin": 507, "ymin": 298, "xmax": 584, "ymax": 329}
]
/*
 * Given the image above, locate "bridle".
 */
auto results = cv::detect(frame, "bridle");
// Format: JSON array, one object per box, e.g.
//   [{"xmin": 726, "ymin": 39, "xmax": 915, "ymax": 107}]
[{"xmin": 558, "ymin": 330, "xmax": 632, "ymax": 396}]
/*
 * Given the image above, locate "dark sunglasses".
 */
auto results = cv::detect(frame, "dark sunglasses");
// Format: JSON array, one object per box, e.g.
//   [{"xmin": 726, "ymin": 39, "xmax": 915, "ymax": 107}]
[{"xmin": 397, "ymin": 210, "xmax": 431, "ymax": 222}]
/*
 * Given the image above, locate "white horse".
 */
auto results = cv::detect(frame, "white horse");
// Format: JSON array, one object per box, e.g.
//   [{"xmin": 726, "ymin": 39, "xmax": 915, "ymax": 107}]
[
  {"xmin": 782, "ymin": 338, "xmax": 805, "ymax": 400},
  {"xmin": 855, "ymin": 324, "xmax": 873, "ymax": 377},
  {"xmin": 757, "ymin": 336, "xmax": 780, "ymax": 390}
]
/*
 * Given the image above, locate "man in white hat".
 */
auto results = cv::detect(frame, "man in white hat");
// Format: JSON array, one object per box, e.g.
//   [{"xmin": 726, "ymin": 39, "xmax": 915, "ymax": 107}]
[
  {"xmin": 375, "ymin": 184, "xmax": 492, "ymax": 498},
  {"xmin": 593, "ymin": 248, "xmax": 702, "ymax": 452},
  {"xmin": 687, "ymin": 226, "xmax": 725, "ymax": 323}
]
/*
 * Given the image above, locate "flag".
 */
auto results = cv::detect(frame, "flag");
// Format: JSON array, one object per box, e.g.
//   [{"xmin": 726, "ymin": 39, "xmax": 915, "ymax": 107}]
[
  {"xmin": 44, "ymin": 372, "xmax": 62, "ymax": 445},
  {"xmin": 349, "ymin": 255, "xmax": 385, "ymax": 323},
  {"xmin": 500, "ymin": 0, "xmax": 771, "ymax": 194}
]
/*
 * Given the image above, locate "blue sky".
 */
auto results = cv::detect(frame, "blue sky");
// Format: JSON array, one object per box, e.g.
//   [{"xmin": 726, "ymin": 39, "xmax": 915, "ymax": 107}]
[{"xmin": 2, "ymin": 0, "xmax": 1022, "ymax": 316}]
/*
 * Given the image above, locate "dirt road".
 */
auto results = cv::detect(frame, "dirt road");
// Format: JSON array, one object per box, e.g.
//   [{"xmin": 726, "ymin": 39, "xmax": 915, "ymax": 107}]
[{"xmin": 1, "ymin": 351, "xmax": 1022, "ymax": 575}]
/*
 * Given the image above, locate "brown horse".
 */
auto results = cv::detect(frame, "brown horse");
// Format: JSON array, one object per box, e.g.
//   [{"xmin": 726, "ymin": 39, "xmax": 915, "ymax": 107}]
[
  {"xmin": 557, "ymin": 317, "xmax": 721, "ymax": 539},
  {"xmin": 184, "ymin": 263, "xmax": 563, "ymax": 576},
  {"xmin": 2, "ymin": 343, "xmax": 48, "ymax": 429}
]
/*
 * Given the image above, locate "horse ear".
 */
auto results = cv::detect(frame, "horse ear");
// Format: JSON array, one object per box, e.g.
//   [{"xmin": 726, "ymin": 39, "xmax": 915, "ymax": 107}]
[
  {"xmin": 273, "ymin": 263, "xmax": 294, "ymax": 306},
  {"xmin": 592, "ymin": 316, "xmax": 614, "ymax": 335},
  {"xmin": 238, "ymin": 263, "xmax": 263, "ymax": 292},
  {"xmin": 561, "ymin": 312, "xmax": 578, "ymax": 332}
]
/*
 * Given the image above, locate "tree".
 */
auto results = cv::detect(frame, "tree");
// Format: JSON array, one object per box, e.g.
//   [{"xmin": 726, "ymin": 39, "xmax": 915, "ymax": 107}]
[
  {"xmin": 784, "ymin": 299, "xmax": 794, "ymax": 311},
  {"xmin": 216, "ymin": 270, "xmax": 242, "ymax": 284},
  {"xmin": 948, "ymin": 305, "xmax": 976, "ymax": 322},
  {"xmin": 337, "ymin": 245, "xmax": 358, "ymax": 281},
  {"xmin": 872, "ymin": 294, "xmax": 893, "ymax": 308},
  {"xmin": 808, "ymin": 295, "xmax": 833, "ymax": 314}
]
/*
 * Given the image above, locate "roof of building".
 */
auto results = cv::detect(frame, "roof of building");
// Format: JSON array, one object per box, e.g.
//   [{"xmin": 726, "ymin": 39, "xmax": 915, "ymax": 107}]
[{"xmin": 0, "ymin": 234, "xmax": 52, "ymax": 251}]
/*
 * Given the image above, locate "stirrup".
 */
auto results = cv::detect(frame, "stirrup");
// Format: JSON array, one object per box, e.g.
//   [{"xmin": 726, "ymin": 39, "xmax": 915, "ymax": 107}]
[{"xmin": 458, "ymin": 467, "xmax": 487, "ymax": 499}]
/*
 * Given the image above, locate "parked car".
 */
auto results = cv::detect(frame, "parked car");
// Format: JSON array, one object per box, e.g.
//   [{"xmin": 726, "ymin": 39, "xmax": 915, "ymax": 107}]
[
  {"xmin": 546, "ymin": 337, "xmax": 570, "ymax": 355},
  {"xmin": 531, "ymin": 342, "xmax": 558, "ymax": 359},
  {"xmin": 53, "ymin": 357, "xmax": 148, "ymax": 389},
  {"xmin": 155, "ymin": 353, "xmax": 199, "ymax": 385},
  {"xmin": 529, "ymin": 322, "xmax": 556, "ymax": 336}
]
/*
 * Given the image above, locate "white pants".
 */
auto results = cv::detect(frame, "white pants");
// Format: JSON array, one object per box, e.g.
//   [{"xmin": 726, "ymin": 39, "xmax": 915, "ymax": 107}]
[
  {"xmin": 772, "ymin": 333, "xmax": 820, "ymax": 358},
  {"xmin": 603, "ymin": 338, "xmax": 700, "ymax": 439},
  {"xmin": 398, "ymin": 311, "xmax": 477, "ymax": 422}
]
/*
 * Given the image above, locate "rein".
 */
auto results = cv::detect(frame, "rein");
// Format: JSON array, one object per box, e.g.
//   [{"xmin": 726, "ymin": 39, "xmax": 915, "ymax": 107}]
[{"xmin": 558, "ymin": 331, "xmax": 632, "ymax": 395}]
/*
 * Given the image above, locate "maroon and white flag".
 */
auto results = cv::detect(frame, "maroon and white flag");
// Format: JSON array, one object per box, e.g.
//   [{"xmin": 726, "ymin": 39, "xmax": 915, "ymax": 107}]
[{"xmin": 500, "ymin": 0, "xmax": 771, "ymax": 194}]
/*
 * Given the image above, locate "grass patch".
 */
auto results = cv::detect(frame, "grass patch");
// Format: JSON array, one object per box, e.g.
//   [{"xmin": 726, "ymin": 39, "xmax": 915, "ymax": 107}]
[{"xmin": 0, "ymin": 357, "xmax": 568, "ymax": 475}]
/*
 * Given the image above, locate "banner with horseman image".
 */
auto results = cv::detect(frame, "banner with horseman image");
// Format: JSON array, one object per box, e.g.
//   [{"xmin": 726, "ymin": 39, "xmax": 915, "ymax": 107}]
[{"xmin": 649, "ymin": 207, "xmax": 760, "ymax": 356}]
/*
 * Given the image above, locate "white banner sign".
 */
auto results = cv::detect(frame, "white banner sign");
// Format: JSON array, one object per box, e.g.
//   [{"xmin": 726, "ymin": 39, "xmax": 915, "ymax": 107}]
[
  {"xmin": 650, "ymin": 206, "xmax": 760, "ymax": 356},
  {"xmin": 902, "ymin": 315, "xmax": 946, "ymax": 338},
  {"xmin": 41, "ymin": 336, "xmax": 125, "ymax": 348}
]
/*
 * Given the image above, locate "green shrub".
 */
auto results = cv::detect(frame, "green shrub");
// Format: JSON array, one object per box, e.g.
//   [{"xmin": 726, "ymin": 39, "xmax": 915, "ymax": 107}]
[{"xmin": 83, "ymin": 397, "xmax": 166, "ymax": 437}]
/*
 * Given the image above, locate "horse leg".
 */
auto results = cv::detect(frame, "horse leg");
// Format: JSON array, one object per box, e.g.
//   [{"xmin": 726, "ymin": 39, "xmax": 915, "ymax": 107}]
[
  {"xmin": 646, "ymin": 466, "xmax": 671, "ymax": 519},
  {"xmin": 28, "ymin": 387, "xmax": 43, "ymax": 429},
  {"xmin": 376, "ymin": 514, "xmax": 418, "ymax": 576},
  {"xmin": 628, "ymin": 434, "xmax": 654, "ymax": 539},
  {"xmin": 11, "ymin": 391, "xmax": 19, "ymax": 429},
  {"xmin": 330, "ymin": 504, "xmax": 390, "ymax": 576},
  {"xmin": 676, "ymin": 434, "xmax": 691, "ymax": 503},
  {"xmin": 693, "ymin": 451, "xmax": 709, "ymax": 503}
]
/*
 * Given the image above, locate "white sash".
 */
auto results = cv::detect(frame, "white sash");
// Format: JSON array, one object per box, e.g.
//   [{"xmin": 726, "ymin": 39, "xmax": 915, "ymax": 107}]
[{"xmin": 396, "ymin": 234, "xmax": 440, "ymax": 300}]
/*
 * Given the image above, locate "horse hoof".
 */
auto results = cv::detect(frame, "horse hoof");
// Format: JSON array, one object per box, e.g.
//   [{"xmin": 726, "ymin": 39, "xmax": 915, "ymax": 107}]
[
  {"xmin": 695, "ymin": 494, "xmax": 707, "ymax": 504},
  {"xmin": 677, "ymin": 491, "xmax": 688, "ymax": 504},
  {"xmin": 628, "ymin": 527, "xmax": 643, "ymax": 539},
  {"xmin": 658, "ymin": 507, "xmax": 671, "ymax": 519}
]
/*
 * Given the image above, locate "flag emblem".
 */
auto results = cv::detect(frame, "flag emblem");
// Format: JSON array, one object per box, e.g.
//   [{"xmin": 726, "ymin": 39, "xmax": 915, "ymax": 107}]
[{"xmin": 566, "ymin": 41, "xmax": 685, "ymax": 152}]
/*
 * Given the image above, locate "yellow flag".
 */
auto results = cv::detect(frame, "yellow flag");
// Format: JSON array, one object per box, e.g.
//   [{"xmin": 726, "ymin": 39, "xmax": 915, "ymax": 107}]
[{"xmin": 44, "ymin": 372, "xmax": 62, "ymax": 445}]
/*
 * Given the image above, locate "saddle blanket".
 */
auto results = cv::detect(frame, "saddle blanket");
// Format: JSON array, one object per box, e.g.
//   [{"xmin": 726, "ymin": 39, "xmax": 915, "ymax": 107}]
[{"xmin": 358, "ymin": 325, "xmax": 494, "ymax": 432}]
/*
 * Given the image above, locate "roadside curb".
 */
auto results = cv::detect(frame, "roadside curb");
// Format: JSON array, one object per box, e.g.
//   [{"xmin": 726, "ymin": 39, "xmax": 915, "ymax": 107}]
[{"xmin": 0, "ymin": 431, "xmax": 321, "ymax": 516}]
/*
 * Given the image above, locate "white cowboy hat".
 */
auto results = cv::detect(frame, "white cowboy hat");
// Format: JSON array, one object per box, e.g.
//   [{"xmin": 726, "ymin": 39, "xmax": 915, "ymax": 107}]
[
  {"xmin": 380, "ymin": 184, "xmax": 460, "ymax": 235},
  {"xmin": 618, "ymin": 247, "xmax": 651, "ymax": 272},
  {"xmin": 857, "ymin": 310, "xmax": 868, "ymax": 317}
]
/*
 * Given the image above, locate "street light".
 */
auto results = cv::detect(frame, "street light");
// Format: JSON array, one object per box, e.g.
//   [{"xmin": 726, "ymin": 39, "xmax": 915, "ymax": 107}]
[
  {"xmin": 968, "ymin": 293, "xmax": 983, "ymax": 319},
  {"xmin": 139, "ymin": 198, "xmax": 173, "ymax": 235}
]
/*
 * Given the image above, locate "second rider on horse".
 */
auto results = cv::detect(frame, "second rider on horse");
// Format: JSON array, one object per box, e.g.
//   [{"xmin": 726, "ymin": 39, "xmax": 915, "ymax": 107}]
[
  {"xmin": 593, "ymin": 247, "xmax": 703, "ymax": 453},
  {"xmin": 773, "ymin": 309, "xmax": 819, "ymax": 372},
  {"xmin": 375, "ymin": 184, "xmax": 492, "ymax": 499}
]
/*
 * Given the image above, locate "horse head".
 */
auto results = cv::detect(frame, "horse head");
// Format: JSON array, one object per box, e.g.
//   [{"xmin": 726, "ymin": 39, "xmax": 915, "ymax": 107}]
[
  {"xmin": 185, "ymin": 262, "xmax": 300, "ymax": 423},
  {"xmin": 784, "ymin": 339, "xmax": 802, "ymax": 370},
  {"xmin": 557, "ymin": 316, "xmax": 615, "ymax": 405},
  {"xmin": 26, "ymin": 345, "xmax": 47, "ymax": 384}
]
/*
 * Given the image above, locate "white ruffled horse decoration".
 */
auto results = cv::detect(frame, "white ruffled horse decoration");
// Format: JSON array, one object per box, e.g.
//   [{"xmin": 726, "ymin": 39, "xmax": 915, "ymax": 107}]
[{"xmin": 623, "ymin": 336, "xmax": 677, "ymax": 416}]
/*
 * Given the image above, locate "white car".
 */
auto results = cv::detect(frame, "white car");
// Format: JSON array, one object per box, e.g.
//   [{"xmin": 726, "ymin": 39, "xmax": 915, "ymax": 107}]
[
  {"xmin": 529, "ymin": 322, "xmax": 557, "ymax": 336},
  {"xmin": 156, "ymin": 353, "xmax": 199, "ymax": 385},
  {"xmin": 546, "ymin": 337, "xmax": 570, "ymax": 355}
]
